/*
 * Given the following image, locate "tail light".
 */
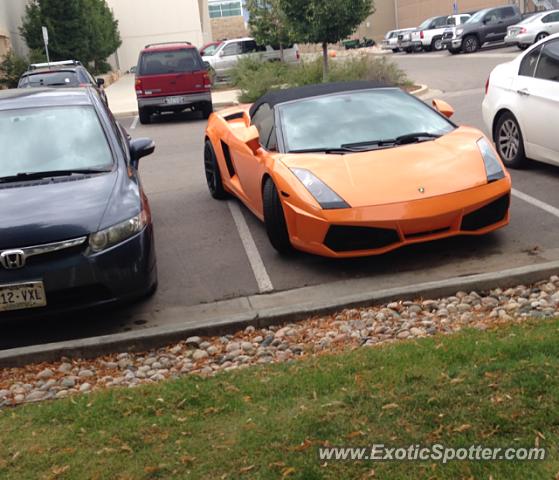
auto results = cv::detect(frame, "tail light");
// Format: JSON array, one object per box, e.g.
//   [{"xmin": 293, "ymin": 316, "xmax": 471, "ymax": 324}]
[
  {"xmin": 203, "ymin": 71, "xmax": 212, "ymax": 89},
  {"xmin": 519, "ymin": 27, "xmax": 527, "ymax": 34},
  {"xmin": 420, "ymin": 31, "xmax": 424, "ymax": 39},
  {"xmin": 485, "ymin": 76, "xmax": 490, "ymax": 95},
  {"xmin": 135, "ymin": 78, "xmax": 143, "ymax": 96}
]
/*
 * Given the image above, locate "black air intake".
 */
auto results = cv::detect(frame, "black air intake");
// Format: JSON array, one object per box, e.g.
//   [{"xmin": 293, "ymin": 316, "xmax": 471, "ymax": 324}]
[
  {"xmin": 461, "ymin": 194, "xmax": 510, "ymax": 231},
  {"xmin": 324, "ymin": 225, "xmax": 400, "ymax": 252}
]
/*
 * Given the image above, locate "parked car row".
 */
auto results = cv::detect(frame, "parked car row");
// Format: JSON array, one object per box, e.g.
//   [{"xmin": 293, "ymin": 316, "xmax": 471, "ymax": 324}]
[{"xmin": 390, "ymin": 6, "xmax": 559, "ymax": 55}]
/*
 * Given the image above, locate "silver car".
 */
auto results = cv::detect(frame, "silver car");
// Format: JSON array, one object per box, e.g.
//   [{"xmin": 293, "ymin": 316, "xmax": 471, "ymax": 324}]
[{"xmin": 505, "ymin": 10, "xmax": 559, "ymax": 49}]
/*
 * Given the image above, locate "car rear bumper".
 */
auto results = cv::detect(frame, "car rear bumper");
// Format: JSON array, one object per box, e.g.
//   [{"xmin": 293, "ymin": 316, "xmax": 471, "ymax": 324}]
[
  {"xmin": 0, "ymin": 225, "xmax": 157, "ymax": 320},
  {"xmin": 505, "ymin": 32, "xmax": 535, "ymax": 45},
  {"xmin": 282, "ymin": 179, "xmax": 512, "ymax": 258},
  {"xmin": 138, "ymin": 92, "xmax": 211, "ymax": 110}
]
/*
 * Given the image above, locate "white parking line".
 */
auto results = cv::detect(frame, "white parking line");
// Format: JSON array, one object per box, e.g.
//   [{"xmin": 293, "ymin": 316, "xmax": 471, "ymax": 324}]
[
  {"xmin": 512, "ymin": 188, "xmax": 559, "ymax": 219},
  {"xmin": 227, "ymin": 200, "xmax": 274, "ymax": 293},
  {"xmin": 130, "ymin": 115, "xmax": 139, "ymax": 130}
]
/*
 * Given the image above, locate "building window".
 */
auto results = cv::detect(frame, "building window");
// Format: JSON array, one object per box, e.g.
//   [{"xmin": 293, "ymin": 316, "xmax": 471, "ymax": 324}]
[{"xmin": 209, "ymin": 1, "xmax": 243, "ymax": 18}]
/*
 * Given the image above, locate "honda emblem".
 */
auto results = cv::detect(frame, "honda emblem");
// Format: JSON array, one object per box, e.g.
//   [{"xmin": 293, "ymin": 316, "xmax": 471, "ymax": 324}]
[{"xmin": 0, "ymin": 250, "xmax": 26, "ymax": 270}]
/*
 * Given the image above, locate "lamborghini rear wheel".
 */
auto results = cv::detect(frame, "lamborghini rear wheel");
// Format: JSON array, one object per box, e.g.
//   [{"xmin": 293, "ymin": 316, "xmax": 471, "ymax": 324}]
[
  {"xmin": 204, "ymin": 140, "xmax": 228, "ymax": 199},
  {"xmin": 263, "ymin": 178, "xmax": 292, "ymax": 254}
]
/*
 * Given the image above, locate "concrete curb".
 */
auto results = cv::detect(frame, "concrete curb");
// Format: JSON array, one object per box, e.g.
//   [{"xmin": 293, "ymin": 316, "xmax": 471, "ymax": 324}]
[
  {"xmin": 410, "ymin": 84, "xmax": 428, "ymax": 97},
  {"xmin": 1, "ymin": 260, "xmax": 557, "ymax": 368}
]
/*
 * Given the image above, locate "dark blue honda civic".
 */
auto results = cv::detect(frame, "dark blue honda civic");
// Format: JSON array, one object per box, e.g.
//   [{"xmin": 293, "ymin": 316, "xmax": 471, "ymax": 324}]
[{"xmin": 0, "ymin": 87, "xmax": 157, "ymax": 319}]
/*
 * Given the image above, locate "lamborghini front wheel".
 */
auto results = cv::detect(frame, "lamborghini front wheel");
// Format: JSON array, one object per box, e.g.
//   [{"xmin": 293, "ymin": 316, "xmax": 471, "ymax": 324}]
[
  {"xmin": 204, "ymin": 140, "xmax": 228, "ymax": 199},
  {"xmin": 263, "ymin": 178, "xmax": 292, "ymax": 254}
]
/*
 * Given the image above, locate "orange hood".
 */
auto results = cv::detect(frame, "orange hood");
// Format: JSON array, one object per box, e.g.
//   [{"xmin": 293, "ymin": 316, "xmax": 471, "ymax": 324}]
[{"xmin": 280, "ymin": 127, "xmax": 491, "ymax": 208}]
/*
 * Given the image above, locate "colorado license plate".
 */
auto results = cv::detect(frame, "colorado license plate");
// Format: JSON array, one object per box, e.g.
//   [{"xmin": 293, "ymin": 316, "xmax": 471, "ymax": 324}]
[
  {"xmin": 165, "ymin": 96, "xmax": 186, "ymax": 105},
  {"xmin": 0, "ymin": 281, "xmax": 47, "ymax": 312}
]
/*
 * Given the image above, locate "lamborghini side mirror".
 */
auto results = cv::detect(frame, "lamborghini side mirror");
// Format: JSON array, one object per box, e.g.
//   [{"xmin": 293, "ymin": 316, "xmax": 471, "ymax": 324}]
[{"xmin": 432, "ymin": 98, "xmax": 454, "ymax": 118}]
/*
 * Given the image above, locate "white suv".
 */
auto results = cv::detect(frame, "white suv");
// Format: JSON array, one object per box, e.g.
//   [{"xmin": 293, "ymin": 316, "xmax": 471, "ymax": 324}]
[
  {"xmin": 483, "ymin": 33, "xmax": 559, "ymax": 168},
  {"xmin": 202, "ymin": 37, "xmax": 300, "ymax": 81}
]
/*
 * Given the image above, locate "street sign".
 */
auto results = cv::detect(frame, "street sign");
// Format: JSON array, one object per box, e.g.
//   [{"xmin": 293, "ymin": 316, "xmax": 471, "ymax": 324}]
[{"xmin": 42, "ymin": 26, "xmax": 51, "ymax": 66}]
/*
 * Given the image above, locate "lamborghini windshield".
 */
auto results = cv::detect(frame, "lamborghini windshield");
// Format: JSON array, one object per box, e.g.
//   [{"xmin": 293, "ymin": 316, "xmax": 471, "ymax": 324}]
[{"xmin": 278, "ymin": 88, "xmax": 454, "ymax": 153}]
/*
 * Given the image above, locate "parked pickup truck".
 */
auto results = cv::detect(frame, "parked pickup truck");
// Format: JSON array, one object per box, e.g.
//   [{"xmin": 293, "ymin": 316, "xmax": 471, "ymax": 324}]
[
  {"xmin": 381, "ymin": 28, "xmax": 416, "ymax": 52},
  {"xmin": 441, "ymin": 5, "xmax": 522, "ymax": 54},
  {"xmin": 408, "ymin": 14, "xmax": 472, "ymax": 52}
]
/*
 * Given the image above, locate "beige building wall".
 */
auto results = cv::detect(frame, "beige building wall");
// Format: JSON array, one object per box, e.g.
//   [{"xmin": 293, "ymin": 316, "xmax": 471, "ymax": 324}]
[
  {"xmin": 211, "ymin": 16, "xmax": 248, "ymax": 40},
  {"xmin": 356, "ymin": 0, "xmax": 397, "ymax": 41},
  {"xmin": 106, "ymin": 0, "xmax": 211, "ymax": 71},
  {"xmin": 396, "ymin": 0, "xmax": 510, "ymax": 28},
  {"xmin": 0, "ymin": 0, "xmax": 29, "ymax": 57}
]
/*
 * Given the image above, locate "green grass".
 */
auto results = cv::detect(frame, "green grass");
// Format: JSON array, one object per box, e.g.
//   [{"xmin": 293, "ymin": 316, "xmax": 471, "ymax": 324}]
[{"xmin": 2, "ymin": 319, "xmax": 559, "ymax": 479}]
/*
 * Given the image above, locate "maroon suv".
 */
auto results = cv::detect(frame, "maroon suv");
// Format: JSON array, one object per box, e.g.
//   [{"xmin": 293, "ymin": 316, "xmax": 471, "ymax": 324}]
[{"xmin": 135, "ymin": 42, "xmax": 212, "ymax": 124}]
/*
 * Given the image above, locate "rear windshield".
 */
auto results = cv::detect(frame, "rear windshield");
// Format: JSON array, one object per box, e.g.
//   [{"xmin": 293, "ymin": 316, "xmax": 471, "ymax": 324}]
[
  {"xmin": 0, "ymin": 106, "xmax": 113, "ymax": 178},
  {"xmin": 18, "ymin": 71, "xmax": 80, "ymax": 88},
  {"xmin": 138, "ymin": 49, "xmax": 203, "ymax": 75}
]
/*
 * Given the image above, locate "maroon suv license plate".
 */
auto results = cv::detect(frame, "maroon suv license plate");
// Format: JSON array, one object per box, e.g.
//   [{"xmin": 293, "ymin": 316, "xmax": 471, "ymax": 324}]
[{"xmin": 165, "ymin": 96, "xmax": 186, "ymax": 105}]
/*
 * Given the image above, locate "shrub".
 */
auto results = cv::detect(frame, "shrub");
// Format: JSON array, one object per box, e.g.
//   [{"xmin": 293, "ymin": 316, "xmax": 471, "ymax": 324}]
[
  {"xmin": 231, "ymin": 53, "xmax": 410, "ymax": 102},
  {"xmin": 0, "ymin": 51, "xmax": 28, "ymax": 89},
  {"xmin": 231, "ymin": 56, "xmax": 290, "ymax": 103}
]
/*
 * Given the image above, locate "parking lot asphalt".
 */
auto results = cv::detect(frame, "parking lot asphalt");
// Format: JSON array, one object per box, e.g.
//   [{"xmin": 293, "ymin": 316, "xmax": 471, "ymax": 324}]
[{"xmin": 2, "ymin": 46, "xmax": 558, "ymax": 350}]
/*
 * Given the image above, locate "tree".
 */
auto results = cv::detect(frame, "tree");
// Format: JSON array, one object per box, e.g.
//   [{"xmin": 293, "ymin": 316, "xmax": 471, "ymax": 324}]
[
  {"xmin": 20, "ymin": 0, "xmax": 121, "ymax": 73},
  {"xmin": 86, "ymin": 0, "xmax": 122, "ymax": 73},
  {"xmin": 0, "ymin": 51, "xmax": 28, "ymax": 88},
  {"xmin": 279, "ymin": 0, "xmax": 374, "ymax": 80},
  {"xmin": 246, "ymin": 0, "xmax": 294, "ymax": 62}
]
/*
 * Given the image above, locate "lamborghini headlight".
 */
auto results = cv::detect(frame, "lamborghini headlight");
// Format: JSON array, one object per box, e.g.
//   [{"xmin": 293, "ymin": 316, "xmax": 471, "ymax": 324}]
[
  {"xmin": 89, "ymin": 211, "xmax": 148, "ymax": 253},
  {"xmin": 291, "ymin": 168, "xmax": 349, "ymax": 209},
  {"xmin": 477, "ymin": 137, "xmax": 505, "ymax": 182}
]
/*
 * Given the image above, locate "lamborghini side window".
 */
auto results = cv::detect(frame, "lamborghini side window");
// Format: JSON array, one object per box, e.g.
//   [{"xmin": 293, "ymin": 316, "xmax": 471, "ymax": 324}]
[{"xmin": 251, "ymin": 103, "xmax": 275, "ymax": 150}]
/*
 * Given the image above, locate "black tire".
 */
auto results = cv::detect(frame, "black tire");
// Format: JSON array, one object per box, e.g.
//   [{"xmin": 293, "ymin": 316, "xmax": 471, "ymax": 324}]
[
  {"xmin": 392, "ymin": 48, "xmax": 399, "ymax": 53},
  {"xmin": 139, "ymin": 107, "xmax": 151, "ymax": 125},
  {"xmin": 462, "ymin": 35, "xmax": 480, "ymax": 53},
  {"xmin": 448, "ymin": 47, "xmax": 461, "ymax": 55},
  {"xmin": 494, "ymin": 112, "xmax": 527, "ymax": 169},
  {"xmin": 263, "ymin": 178, "xmax": 292, "ymax": 254},
  {"xmin": 404, "ymin": 47, "xmax": 413, "ymax": 54},
  {"xmin": 413, "ymin": 44, "xmax": 423, "ymax": 53},
  {"xmin": 204, "ymin": 140, "xmax": 228, "ymax": 199},
  {"xmin": 431, "ymin": 36, "xmax": 443, "ymax": 51},
  {"xmin": 423, "ymin": 46, "xmax": 432, "ymax": 52},
  {"xmin": 535, "ymin": 32, "xmax": 549, "ymax": 43},
  {"xmin": 201, "ymin": 102, "xmax": 213, "ymax": 119},
  {"xmin": 518, "ymin": 44, "xmax": 529, "ymax": 50}
]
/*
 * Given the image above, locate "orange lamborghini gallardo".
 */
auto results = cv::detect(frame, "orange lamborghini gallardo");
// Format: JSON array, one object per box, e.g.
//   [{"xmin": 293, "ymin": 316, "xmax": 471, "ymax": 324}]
[{"xmin": 204, "ymin": 81, "xmax": 511, "ymax": 258}]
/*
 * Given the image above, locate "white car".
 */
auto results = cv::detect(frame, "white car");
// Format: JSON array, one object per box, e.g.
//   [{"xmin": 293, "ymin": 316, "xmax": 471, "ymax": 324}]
[
  {"xmin": 505, "ymin": 10, "xmax": 559, "ymax": 50},
  {"xmin": 203, "ymin": 37, "xmax": 300, "ymax": 81},
  {"xmin": 483, "ymin": 33, "xmax": 559, "ymax": 168}
]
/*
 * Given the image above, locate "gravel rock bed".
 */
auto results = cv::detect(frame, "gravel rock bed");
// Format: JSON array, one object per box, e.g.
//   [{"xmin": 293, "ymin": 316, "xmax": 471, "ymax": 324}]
[{"xmin": 1, "ymin": 275, "xmax": 558, "ymax": 408}]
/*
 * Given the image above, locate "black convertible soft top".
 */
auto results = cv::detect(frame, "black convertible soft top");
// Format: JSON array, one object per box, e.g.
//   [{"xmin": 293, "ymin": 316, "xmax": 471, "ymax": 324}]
[{"xmin": 249, "ymin": 81, "xmax": 391, "ymax": 117}]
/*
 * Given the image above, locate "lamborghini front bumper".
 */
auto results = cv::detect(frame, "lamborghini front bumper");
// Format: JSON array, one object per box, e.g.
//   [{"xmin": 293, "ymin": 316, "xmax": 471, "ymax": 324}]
[{"xmin": 281, "ymin": 178, "xmax": 511, "ymax": 258}]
